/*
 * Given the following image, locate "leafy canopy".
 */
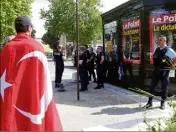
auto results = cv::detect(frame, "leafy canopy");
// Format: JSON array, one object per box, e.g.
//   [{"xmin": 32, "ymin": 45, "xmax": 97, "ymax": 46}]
[
  {"xmin": 0, "ymin": 0, "xmax": 34, "ymax": 45},
  {"xmin": 40, "ymin": 0, "xmax": 102, "ymax": 46}
]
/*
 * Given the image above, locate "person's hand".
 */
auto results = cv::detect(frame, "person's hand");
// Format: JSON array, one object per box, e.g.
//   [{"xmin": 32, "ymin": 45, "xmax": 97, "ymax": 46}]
[
  {"xmin": 8, "ymin": 35, "xmax": 16, "ymax": 42},
  {"xmin": 2, "ymin": 35, "xmax": 16, "ymax": 46},
  {"xmin": 172, "ymin": 58, "xmax": 176, "ymax": 62},
  {"xmin": 169, "ymin": 58, "xmax": 176, "ymax": 67},
  {"xmin": 172, "ymin": 58, "xmax": 176, "ymax": 65}
]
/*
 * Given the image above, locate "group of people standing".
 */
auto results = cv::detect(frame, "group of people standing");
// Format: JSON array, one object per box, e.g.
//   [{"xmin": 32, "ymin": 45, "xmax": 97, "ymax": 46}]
[
  {"xmin": 53, "ymin": 45, "xmax": 107, "ymax": 92},
  {"xmin": 52, "ymin": 35, "xmax": 176, "ymax": 112},
  {"xmin": 78, "ymin": 46, "xmax": 107, "ymax": 92}
]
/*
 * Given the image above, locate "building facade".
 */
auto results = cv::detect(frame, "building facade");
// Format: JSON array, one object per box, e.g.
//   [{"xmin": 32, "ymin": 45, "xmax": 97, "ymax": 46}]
[{"xmin": 102, "ymin": 0, "xmax": 176, "ymax": 95}]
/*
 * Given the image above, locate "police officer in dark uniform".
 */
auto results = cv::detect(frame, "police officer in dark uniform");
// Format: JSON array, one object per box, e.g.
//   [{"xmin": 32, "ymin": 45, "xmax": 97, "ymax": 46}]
[
  {"xmin": 79, "ymin": 47, "xmax": 89, "ymax": 92},
  {"xmin": 145, "ymin": 35, "xmax": 176, "ymax": 110},
  {"xmin": 83, "ymin": 45, "xmax": 90, "ymax": 84},
  {"xmin": 87, "ymin": 47, "xmax": 96, "ymax": 82},
  {"xmin": 53, "ymin": 46, "xmax": 65, "ymax": 91},
  {"xmin": 94, "ymin": 46, "xmax": 105, "ymax": 89}
]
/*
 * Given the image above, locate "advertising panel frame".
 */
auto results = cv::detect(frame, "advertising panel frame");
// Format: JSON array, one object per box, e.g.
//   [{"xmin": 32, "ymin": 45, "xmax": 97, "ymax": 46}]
[{"xmin": 122, "ymin": 18, "xmax": 142, "ymax": 64}]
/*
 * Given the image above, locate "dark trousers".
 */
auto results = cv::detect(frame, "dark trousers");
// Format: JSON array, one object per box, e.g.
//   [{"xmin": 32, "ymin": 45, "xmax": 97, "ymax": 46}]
[
  {"xmin": 97, "ymin": 65, "xmax": 105, "ymax": 86},
  {"xmin": 148, "ymin": 70, "xmax": 170, "ymax": 103},
  {"xmin": 55, "ymin": 66, "xmax": 64, "ymax": 84},
  {"xmin": 88, "ymin": 66, "xmax": 96, "ymax": 81},
  {"xmin": 80, "ymin": 71, "xmax": 88, "ymax": 90},
  {"xmin": 123, "ymin": 64, "xmax": 134, "ymax": 87}
]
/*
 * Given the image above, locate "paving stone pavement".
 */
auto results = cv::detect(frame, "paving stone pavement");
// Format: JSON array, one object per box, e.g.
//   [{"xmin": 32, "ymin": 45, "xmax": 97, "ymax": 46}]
[{"xmin": 48, "ymin": 60, "xmax": 173, "ymax": 131}]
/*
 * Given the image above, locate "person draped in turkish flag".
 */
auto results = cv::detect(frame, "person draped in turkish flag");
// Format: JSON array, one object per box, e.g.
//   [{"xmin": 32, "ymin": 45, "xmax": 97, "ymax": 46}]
[{"xmin": 0, "ymin": 16, "xmax": 63, "ymax": 131}]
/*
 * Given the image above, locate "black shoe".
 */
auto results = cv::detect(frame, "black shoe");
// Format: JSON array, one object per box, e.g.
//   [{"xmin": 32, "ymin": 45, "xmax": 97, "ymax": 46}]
[
  {"xmin": 55, "ymin": 85, "xmax": 59, "ymax": 88},
  {"xmin": 101, "ymin": 85, "xmax": 104, "ymax": 88},
  {"xmin": 79, "ymin": 89, "xmax": 85, "ymax": 92},
  {"xmin": 58, "ymin": 88, "xmax": 66, "ymax": 92},
  {"xmin": 160, "ymin": 102, "xmax": 165, "ymax": 110},
  {"xmin": 59, "ymin": 84, "xmax": 64, "ymax": 88},
  {"xmin": 144, "ymin": 103, "xmax": 153, "ymax": 109},
  {"xmin": 94, "ymin": 86, "xmax": 101, "ymax": 89},
  {"xmin": 85, "ymin": 88, "xmax": 88, "ymax": 91},
  {"xmin": 59, "ymin": 83, "xmax": 64, "ymax": 86},
  {"xmin": 55, "ymin": 83, "xmax": 59, "ymax": 87}
]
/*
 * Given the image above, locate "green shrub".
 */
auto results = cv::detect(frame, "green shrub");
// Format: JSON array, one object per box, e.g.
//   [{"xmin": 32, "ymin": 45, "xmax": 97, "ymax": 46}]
[
  {"xmin": 144, "ymin": 96, "xmax": 176, "ymax": 132},
  {"xmin": 129, "ymin": 88, "xmax": 176, "ymax": 131}
]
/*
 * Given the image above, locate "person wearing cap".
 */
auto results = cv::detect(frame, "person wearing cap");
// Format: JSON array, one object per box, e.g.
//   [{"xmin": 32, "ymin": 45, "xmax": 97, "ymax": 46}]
[
  {"xmin": 144, "ymin": 35, "xmax": 176, "ymax": 110},
  {"xmin": 0, "ymin": 16, "xmax": 63, "ymax": 131}
]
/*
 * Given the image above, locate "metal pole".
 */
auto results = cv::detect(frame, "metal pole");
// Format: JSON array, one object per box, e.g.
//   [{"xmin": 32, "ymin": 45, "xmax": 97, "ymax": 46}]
[{"xmin": 76, "ymin": 0, "xmax": 80, "ymax": 101}]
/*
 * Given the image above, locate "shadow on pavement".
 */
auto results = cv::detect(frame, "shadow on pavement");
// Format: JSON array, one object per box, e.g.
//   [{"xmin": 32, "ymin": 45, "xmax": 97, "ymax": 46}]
[
  {"xmin": 53, "ymin": 79, "xmax": 137, "ymax": 108},
  {"xmin": 91, "ymin": 106, "xmax": 143, "ymax": 115},
  {"xmin": 103, "ymin": 118, "xmax": 154, "ymax": 130}
]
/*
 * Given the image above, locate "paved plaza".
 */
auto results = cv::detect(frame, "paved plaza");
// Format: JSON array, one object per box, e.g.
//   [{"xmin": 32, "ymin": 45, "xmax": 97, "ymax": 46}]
[{"xmin": 48, "ymin": 60, "xmax": 173, "ymax": 131}]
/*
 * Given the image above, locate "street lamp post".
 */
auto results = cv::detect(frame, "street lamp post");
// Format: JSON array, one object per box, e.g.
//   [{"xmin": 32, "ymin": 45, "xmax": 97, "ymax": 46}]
[{"xmin": 75, "ymin": 0, "xmax": 80, "ymax": 101}]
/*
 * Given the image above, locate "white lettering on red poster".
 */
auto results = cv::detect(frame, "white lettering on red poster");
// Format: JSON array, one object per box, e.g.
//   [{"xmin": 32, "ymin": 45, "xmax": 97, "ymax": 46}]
[
  {"xmin": 123, "ymin": 19, "xmax": 140, "ymax": 30},
  {"xmin": 152, "ymin": 14, "xmax": 176, "ymax": 24}
]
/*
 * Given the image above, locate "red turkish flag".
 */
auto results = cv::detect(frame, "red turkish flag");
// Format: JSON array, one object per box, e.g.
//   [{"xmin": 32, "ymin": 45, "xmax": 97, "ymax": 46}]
[{"xmin": 0, "ymin": 33, "xmax": 63, "ymax": 131}]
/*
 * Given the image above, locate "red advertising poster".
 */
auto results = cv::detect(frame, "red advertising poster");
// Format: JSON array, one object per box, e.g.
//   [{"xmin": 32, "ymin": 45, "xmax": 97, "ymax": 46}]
[
  {"xmin": 122, "ymin": 19, "xmax": 141, "ymax": 64},
  {"xmin": 149, "ymin": 9, "xmax": 176, "ymax": 64}
]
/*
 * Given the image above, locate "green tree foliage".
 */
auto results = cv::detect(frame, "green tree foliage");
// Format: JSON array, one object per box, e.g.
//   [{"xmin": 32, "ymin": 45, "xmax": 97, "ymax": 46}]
[
  {"xmin": 31, "ymin": 29, "xmax": 36, "ymax": 38},
  {"xmin": 40, "ymin": 0, "xmax": 102, "ymax": 46},
  {"xmin": 41, "ymin": 31, "xmax": 59, "ymax": 49},
  {"xmin": 0, "ymin": 0, "xmax": 34, "ymax": 45}
]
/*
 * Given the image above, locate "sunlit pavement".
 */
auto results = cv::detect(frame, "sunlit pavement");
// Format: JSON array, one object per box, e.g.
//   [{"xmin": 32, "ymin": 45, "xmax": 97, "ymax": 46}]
[{"xmin": 48, "ymin": 60, "xmax": 173, "ymax": 131}]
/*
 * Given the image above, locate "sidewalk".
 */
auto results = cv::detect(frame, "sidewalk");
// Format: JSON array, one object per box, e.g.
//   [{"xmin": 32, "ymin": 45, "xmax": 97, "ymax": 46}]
[{"xmin": 49, "ymin": 61, "xmax": 173, "ymax": 131}]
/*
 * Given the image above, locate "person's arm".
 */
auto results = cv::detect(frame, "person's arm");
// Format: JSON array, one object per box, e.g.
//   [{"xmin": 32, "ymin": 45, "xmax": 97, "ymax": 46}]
[
  {"xmin": 79, "ymin": 55, "xmax": 83, "ymax": 65},
  {"xmin": 100, "ymin": 53, "xmax": 105, "ymax": 64},
  {"xmin": 61, "ymin": 53, "xmax": 64, "ymax": 60},
  {"xmin": 153, "ymin": 46, "xmax": 158, "ymax": 54},
  {"xmin": 123, "ymin": 54, "xmax": 126, "ymax": 59},
  {"xmin": 166, "ymin": 48, "xmax": 176, "ymax": 59},
  {"xmin": 79, "ymin": 60, "xmax": 83, "ymax": 65},
  {"xmin": 88, "ymin": 54, "xmax": 95, "ymax": 62}
]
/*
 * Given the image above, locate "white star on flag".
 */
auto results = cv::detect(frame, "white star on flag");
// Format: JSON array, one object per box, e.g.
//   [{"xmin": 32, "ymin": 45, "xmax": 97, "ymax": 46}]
[{"xmin": 0, "ymin": 70, "xmax": 12, "ymax": 101}]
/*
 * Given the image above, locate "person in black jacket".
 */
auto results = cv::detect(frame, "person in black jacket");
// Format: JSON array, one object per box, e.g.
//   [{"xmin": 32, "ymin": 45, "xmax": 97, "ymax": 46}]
[
  {"xmin": 83, "ymin": 45, "xmax": 90, "ymax": 84},
  {"xmin": 79, "ymin": 47, "xmax": 88, "ymax": 92},
  {"xmin": 94, "ymin": 46, "xmax": 106, "ymax": 89},
  {"xmin": 87, "ymin": 47, "xmax": 96, "ymax": 82},
  {"xmin": 53, "ymin": 46, "xmax": 65, "ymax": 92}
]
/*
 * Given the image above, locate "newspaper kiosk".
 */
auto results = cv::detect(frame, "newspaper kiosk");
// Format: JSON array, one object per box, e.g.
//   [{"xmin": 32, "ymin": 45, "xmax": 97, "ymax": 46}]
[{"xmin": 102, "ymin": 0, "xmax": 176, "ymax": 94}]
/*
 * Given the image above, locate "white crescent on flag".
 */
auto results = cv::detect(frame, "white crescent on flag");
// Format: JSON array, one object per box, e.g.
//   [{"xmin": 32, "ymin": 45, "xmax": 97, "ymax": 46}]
[{"xmin": 14, "ymin": 51, "xmax": 53, "ymax": 125}]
